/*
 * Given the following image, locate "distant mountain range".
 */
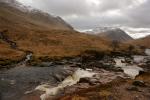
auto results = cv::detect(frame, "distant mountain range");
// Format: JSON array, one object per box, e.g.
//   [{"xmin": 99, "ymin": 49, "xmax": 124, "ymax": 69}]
[{"xmin": 86, "ymin": 27, "xmax": 133, "ymax": 42}]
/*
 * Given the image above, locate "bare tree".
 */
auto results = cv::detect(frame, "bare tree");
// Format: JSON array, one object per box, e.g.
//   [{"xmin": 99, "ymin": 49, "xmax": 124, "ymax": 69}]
[
  {"xmin": 128, "ymin": 45, "xmax": 135, "ymax": 54},
  {"xmin": 111, "ymin": 40, "xmax": 120, "ymax": 51}
]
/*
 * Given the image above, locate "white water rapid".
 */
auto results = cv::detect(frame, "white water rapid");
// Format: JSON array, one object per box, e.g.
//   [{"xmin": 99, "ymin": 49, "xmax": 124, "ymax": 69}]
[{"xmin": 35, "ymin": 68, "xmax": 96, "ymax": 100}]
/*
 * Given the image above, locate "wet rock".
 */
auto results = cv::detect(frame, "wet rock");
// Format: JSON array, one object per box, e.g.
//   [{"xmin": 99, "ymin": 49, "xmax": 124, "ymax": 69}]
[
  {"xmin": 79, "ymin": 78, "xmax": 91, "ymax": 83},
  {"xmin": 139, "ymin": 71, "xmax": 145, "ymax": 75},
  {"xmin": 53, "ymin": 74, "xmax": 65, "ymax": 82},
  {"xmin": 132, "ymin": 80, "xmax": 147, "ymax": 87},
  {"xmin": 78, "ymin": 83, "xmax": 90, "ymax": 89},
  {"xmin": 39, "ymin": 62, "xmax": 54, "ymax": 67},
  {"xmin": 70, "ymin": 63, "xmax": 82, "ymax": 68},
  {"xmin": 79, "ymin": 78, "xmax": 100, "ymax": 86},
  {"xmin": 126, "ymin": 86, "xmax": 139, "ymax": 91},
  {"xmin": 89, "ymin": 78, "xmax": 100, "ymax": 85},
  {"xmin": 53, "ymin": 61, "xmax": 64, "ymax": 65},
  {"xmin": 125, "ymin": 58, "xmax": 133, "ymax": 64},
  {"xmin": 75, "ymin": 63, "xmax": 82, "ymax": 67},
  {"xmin": 110, "ymin": 67, "xmax": 123, "ymax": 72},
  {"xmin": 84, "ymin": 61, "xmax": 101, "ymax": 67}
]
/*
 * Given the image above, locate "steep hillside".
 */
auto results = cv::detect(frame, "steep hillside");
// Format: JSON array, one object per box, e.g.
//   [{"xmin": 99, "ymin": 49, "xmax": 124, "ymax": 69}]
[
  {"xmin": 0, "ymin": 40, "xmax": 24, "ymax": 60},
  {"xmin": 0, "ymin": 0, "xmax": 73, "ymax": 31},
  {"xmin": 0, "ymin": 0, "xmax": 111, "ymax": 63}
]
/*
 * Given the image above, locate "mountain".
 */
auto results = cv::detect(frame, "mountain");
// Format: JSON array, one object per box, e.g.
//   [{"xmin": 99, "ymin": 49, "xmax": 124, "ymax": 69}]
[
  {"xmin": 0, "ymin": 0, "xmax": 110, "ymax": 63},
  {"xmin": 0, "ymin": 0, "xmax": 73, "ymax": 31},
  {"xmin": 132, "ymin": 35, "xmax": 150, "ymax": 48},
  {"xmin": 87, "ymin": 27, "xmax": 133, "ymax": 42}
]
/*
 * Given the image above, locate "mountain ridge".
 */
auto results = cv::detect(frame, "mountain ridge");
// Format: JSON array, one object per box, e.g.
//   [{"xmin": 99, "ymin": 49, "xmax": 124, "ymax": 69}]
[
  {"xmin": 0, "ymin": 0, "xmax": 73, "ymax": 31},
  {"xmin": 86, "ymin": 27, "xmax": 133, "ymax": 42}
]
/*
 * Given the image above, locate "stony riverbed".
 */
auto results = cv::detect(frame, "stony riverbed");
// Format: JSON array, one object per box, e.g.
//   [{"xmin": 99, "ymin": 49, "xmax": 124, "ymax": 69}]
[{"xmin": 0, "ymin": 49, "xmax": 150, "ymax": 100}]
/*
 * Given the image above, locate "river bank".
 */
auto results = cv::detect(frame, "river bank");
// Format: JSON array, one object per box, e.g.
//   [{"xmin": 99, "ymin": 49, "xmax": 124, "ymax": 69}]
[{"xmin": 0, "ymin": 49, "xmax": 150, "ymax": 100}]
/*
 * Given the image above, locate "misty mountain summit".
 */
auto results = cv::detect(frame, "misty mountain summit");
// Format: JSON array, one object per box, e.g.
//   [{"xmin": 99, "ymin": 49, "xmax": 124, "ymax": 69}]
[
  {"xmin": 0, "ymin": 0, "xmax": 73, "ymax": 31},
  {"xmin": 87, "ymin": 27, "xmax": 133, "ymax": 42}
]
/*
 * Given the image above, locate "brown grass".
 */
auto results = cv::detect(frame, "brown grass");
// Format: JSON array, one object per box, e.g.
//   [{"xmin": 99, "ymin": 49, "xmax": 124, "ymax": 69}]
[
  {"xmin": 133, "ymin": 36, "xmax": 150, "ymax": 48},
  {"xmin": 0, "ymin": 40, "xmax": 24, "ymax": 60},
  {"xmin": 0, "ymin": 20, "xmax": 111, "ymax": 61},
  {"xmin": 0, "ymin": 3, "xmax": 111, "ymax": 62},
  {"xmin": 5, "ymin": 29, "xmax": 111, "ymax": 60}
]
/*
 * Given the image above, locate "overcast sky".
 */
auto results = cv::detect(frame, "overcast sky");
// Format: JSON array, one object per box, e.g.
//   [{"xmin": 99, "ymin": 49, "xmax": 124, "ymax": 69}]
[{"xmin": 17, "ymin": 0, "xmax": 150, "ymax": 38}]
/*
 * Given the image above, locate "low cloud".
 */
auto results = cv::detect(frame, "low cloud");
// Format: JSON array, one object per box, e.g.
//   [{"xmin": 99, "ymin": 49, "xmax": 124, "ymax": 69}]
[{"xmin": 18, "ymin": 0, "xmax": 150, "ymax": 30}]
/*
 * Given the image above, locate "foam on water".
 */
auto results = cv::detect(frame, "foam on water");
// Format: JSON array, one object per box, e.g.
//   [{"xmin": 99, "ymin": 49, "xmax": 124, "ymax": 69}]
[
  {"xmin": 122, "ymin": 65, "xmax": 143, "ymax": 79},
  {"xmin": 145, "ymin": 49, "xmax": 150, "ymax": 56},
  {"xmin": 25, "ymin": 53, "xmax": 32, "ymax": 62},
  {"xmin": 115, "ymin": 58, "xmax": 143, "ymax": 79},
  {"xmin": 115, "ymin": 58, "xmax": 126, "ymax": 67},
  {"xmin": 35, "ymin": 68, "xmax": 96, "ymax": 100},
  {"xmin": 133, "ymin": 55, "xmax": 145, "ymax": 63}
]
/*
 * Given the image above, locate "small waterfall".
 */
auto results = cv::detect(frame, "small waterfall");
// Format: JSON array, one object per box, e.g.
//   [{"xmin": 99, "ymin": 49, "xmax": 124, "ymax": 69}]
[
  {"xmin": 18, "ymin": 53, "xmax": 33, "ymax": 66},
  {"xmin": 35, "ymin": 68, "xmax": 96, "ymax": 100},
  {"xmin": 24, "ymin": 53, "xmax": 33, "ymax": 63}
]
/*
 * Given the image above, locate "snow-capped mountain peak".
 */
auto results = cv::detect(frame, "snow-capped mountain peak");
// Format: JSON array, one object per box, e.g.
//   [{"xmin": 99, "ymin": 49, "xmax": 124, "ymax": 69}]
[{"xmin": 0, "ymin": 0, "xmax": 34, "ymax": 12}]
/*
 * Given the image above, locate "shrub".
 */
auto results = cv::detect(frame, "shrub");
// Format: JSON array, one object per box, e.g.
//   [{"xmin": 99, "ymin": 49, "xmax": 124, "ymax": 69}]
[{"xmin": 81, "ymin": 50, "xmax": 105, "ymax": 63}]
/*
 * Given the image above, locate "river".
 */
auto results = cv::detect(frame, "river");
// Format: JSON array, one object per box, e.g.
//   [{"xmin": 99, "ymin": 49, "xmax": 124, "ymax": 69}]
[{"xmin": 0, "ymin": 49, "xmax": 149, "ymax": 100}]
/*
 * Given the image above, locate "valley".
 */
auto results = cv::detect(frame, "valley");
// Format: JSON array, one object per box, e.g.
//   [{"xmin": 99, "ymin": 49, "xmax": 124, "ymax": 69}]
[
  {"xmin": 0, "ymin": 0, "xmax": 150, "ymax": 100},
  {"xmin": 0, "ymin": 49, "xmax": 150, "ymax": 100}
]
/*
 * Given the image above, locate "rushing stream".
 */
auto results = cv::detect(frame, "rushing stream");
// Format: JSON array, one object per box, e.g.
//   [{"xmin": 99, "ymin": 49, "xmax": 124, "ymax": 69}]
[
  {"xmin": 114, "ymin": 57, "xmax": 143, "ymax": 79},
  {"xmin": 35, "ymin": 68, "xmax": 96, "ymax": 100},
  {"xmin": 0, "ymin": 49, "xmax": 149, "ymax": 100},
  {"xmin": 0, "ymin": 66, "xmax": 73, "ymax": 100}
]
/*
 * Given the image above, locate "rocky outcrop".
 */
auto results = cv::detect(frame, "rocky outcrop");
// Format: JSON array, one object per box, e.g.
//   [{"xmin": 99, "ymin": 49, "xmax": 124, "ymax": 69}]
[{"xmin": 0, "ymin": 30, "xmax": 17, "ymax": 49}]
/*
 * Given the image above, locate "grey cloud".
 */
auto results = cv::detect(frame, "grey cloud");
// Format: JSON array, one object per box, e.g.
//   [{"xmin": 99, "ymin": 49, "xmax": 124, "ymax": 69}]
[
  {"xmin": 97, "ymin": 0, "xmax": 135, "ymax": 12},
  {"xmin": 24, "ymin": 0, "xmax": 91, "ymax": 16},
  {"xmin": 125, "ymin": 0, "xmax": 150, "ymax": 28},
  {"xmin": 18, "ymin": 0, "xmax": 150, "ymax": 30}
]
